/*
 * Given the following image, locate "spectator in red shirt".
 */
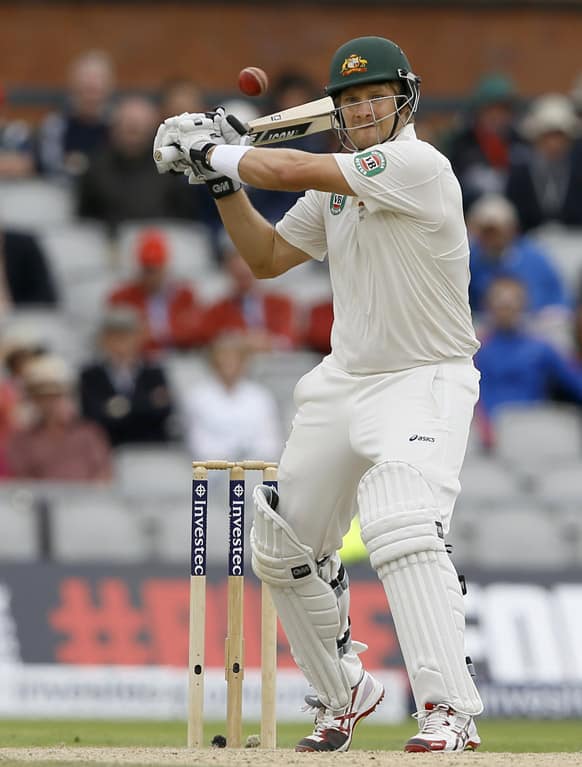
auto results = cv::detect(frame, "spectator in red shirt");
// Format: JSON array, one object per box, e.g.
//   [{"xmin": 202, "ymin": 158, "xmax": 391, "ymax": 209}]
[
  {"xmin": 303, "ymin": 300, "xmax": 334, "ymax": 355},
  {"xmin": 108, "ymin": 229, "xmax": 203, "ymax": 351},
  {"xmin": 199, "ymin": 235, "xmax": 297, "ymax": 351}
]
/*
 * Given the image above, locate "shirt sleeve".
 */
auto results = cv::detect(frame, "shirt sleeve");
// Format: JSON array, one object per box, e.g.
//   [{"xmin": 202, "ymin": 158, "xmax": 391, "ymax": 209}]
[
  {"xmin": 333, "ymin": 141, "xmax": 447, "ymax": 222},
  {"xmin": 275, "ymin": 190, "xmax": 328, "ymax": 262}
]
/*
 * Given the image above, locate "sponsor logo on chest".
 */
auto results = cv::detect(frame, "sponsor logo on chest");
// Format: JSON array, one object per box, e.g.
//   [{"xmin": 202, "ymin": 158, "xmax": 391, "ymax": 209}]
[{"xmin": 329, "ymin": 193, "xmax": 347, "ymax": 215}]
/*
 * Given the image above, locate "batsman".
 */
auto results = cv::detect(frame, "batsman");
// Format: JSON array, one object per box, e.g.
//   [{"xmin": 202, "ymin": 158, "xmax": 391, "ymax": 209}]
[{"xmin": 155, "ymin": 35, "xmax": 483, "ymax": 753}]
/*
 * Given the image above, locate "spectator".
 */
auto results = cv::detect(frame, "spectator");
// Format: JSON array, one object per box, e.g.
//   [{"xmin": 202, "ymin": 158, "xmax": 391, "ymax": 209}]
[
  {"xmin": 158, "ymin": 78, "xmax": 205, "ymax": 120},
  {"xmin": 444, "ymin": 74, "xmax": 523, "ymax": 209},
  {"xmin": 0, "ymin": 229, "xmax": 59, "ymax": 309},
  {"xmin": 108, "ymin": 229, "xmax": 203, "ymax": 351},
  {"xmin": 1, "ymin": 328, "xmax": 46, "ymax": 385},
  {"xmin": 0, "ymin": 364, "xmax": 19, "ymax": 478},
  {"xmin": 38, "ymin": 50, "xmax": 114, "ymax": 178},
  {"xmin": 185, "ymin": 332, "xmax": 281, "ymax": 461},
  {"xmin": 0, "ymin": 83, "xmax": 34, "ymax": 179},
  {"xmin": 6, "ymin": 354, "xmax": 112, "ymax": 481},
  {"xmin": 475, "ymin": 276, "xmax": 582, "ymax": 429},
  {"xmin": 199, "ymin": 235, "xmax": 297, "ymax": 350},
  {"xmin": 570, "ymin": 302, "xmax": 582, "ymax": 370},
  {"xmin": 0, "ymin": 328, "xmax": 47, "ymax": 430},
  {"xmin": 79, "ymin": 307, "xmax": 175, "ymax": 446},
  {"xmin": 303, "ymin": 300, "xmax": 333, "ymax": 355},
  {"xmin": 157, "ymin": 79, "xmax": 217, "ymax": 223},
  {"xmin": 249, "ymin": 71, "xmax": 330, "ymax": 223},
  {"xmin": 506, "ymin": 94, "xmax": 582, "ymax": 231},
  {"xmin": 77, "ymin": 96, "xmax": 170, "ymax": 230},
  {"xmin": 467, "ymin": 195, "xmax": 568, "ymax": 315}
]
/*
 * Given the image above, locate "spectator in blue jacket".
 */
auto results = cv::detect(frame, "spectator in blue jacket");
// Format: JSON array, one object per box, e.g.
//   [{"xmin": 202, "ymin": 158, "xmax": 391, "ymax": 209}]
[
  {"xmin": 475, "ymin": 276, "xmax": 582, "ymax": 421},
  {"xmin": 468, "ymin": 195, "xmax": 568, "ymax": 316}
]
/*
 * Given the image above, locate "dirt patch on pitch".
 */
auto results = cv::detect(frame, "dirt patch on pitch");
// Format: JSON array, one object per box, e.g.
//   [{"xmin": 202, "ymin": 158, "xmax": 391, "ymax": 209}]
[{"xmin": 1, "ymin": 748, "xmax": 581, "ymax": 767}]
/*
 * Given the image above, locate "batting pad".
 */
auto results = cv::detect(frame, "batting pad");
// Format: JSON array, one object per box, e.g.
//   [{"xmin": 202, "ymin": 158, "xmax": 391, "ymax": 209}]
[
  {"xmin": 358, "ymin": 462, "xmax": 482, "ymax": 715},
  {"xmin": 251, "ymin": 486, "xmax": 352, "ymax": 710}
]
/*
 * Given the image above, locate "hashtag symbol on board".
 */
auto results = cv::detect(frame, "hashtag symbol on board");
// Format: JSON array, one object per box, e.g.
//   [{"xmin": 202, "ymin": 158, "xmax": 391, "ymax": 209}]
[{"xmin": 49, "ymin": 578, "xmax": 149, "ymax": 664}]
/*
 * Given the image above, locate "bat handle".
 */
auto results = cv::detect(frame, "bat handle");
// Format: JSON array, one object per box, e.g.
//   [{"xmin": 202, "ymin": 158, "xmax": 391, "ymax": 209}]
[{"xmin": 154, "ymin": 145, "xmax": 183, "ymax": 163}]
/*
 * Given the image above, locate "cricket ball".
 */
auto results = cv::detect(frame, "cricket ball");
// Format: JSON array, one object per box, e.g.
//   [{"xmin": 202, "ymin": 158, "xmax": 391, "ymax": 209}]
[{"xmin": 238, "ymin": 66, "xmax": 269, "ymax": 97}]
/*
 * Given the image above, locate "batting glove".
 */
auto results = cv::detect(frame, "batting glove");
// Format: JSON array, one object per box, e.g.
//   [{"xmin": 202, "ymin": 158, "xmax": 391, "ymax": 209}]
[
  {"xmin": 212, "ymin": 107, "xmax": 251, "ymax": 146},
  {"xmin": 178, "ymin": 114, "xmax": 242, "ymax": 199},
  {"xmin": 153, "ymin": 121, "xmax": 192, "ymax": 175}
]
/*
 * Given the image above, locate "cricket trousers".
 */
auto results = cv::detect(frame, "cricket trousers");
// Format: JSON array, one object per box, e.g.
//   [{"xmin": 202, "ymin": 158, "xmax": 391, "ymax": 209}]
[{"xmin": 276, "ymin": 356, "xmax": 480, "ymax": 557}]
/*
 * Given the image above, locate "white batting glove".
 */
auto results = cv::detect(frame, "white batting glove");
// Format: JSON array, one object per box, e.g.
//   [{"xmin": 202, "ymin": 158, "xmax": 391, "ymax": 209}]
[
  {"xmin": 176, "ymin": 117, "xmax": 244, "ymax": 199},
  {"xmin": 153, "ymin": 121, "xmax": 191, "ymax": 175},
  {"xmin": 212, "ymin": 107, "xmax": 251, "ymax": 146},
  {"xmin": 175, "ymin": 114, "xmax": 221, "ymax": 156}
]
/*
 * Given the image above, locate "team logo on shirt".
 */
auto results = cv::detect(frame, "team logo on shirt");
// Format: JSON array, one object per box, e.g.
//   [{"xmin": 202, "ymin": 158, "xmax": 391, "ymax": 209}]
[
  {"xmin": 329, "ymin": 193, "xmax": 347, "ymax": 215},
  {"xmin": 354, "ymin": 149, "xmax": 387, "ymax": 177}
]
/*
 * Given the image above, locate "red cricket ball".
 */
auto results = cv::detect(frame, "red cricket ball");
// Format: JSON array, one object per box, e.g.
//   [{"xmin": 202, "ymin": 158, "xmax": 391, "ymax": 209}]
[{"xmin": 238, "ymin": 66, "xmax": 269, "ymax": 97}]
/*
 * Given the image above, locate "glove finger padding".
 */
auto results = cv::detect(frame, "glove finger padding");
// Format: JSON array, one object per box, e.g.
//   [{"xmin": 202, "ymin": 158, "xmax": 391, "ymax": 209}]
[
  {"xmin": 226, "ymin": 114, "xmax": 249, "ymax": 137},
  {"xmin": 153, "ymin": 122, "xmax": 190, "ymax": 174},
  {"xmin": 213, "ymin": 111, "xmax": 250, "ymax": 146}
]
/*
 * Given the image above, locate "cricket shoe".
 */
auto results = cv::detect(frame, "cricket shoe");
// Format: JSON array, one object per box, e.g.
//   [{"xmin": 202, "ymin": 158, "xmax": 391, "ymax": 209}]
[
  {"xmin": 295, "ymin": 670, "xmax": 384, "ymax": 752},
  {"xmin": 404, "ymin": 702, "xmax": 481, "ymax": 752}
]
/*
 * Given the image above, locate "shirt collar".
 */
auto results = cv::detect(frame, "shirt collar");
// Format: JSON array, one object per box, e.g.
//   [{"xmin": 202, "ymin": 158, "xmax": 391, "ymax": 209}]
[{"xmin": 393, "ymin": 124, "xmax": 417, "ymax": 142}]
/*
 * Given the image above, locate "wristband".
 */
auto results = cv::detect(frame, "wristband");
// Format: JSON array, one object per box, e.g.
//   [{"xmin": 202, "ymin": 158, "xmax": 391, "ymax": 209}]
[
  {"xmin": 206, "ymin": 176, "xmax": 242, "ymax": 199},
  {"xmin": 189, "ymin": 142, "xmax": 216, "ymax": 170},
  {"xmin": 207, "ymin": 144, "xmax": 253, "ymax": 183}
]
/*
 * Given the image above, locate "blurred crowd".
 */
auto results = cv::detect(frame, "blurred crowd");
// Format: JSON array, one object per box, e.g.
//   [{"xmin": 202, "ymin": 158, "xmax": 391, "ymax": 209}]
[{"xmin": 2, "ymin": 50, "xmax": 582, "ymax": 481}]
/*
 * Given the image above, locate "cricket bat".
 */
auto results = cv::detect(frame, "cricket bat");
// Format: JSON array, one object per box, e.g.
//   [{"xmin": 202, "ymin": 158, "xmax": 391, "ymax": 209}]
[{"xmin": 154, "ymin": 96, "xmax": 335, "ymax": 163}]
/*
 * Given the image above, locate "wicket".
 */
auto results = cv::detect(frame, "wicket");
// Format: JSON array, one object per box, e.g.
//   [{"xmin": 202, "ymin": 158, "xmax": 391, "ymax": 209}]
[{"xmin": 189, "ymin": 460, "xmax": 278, "ymax": 749}]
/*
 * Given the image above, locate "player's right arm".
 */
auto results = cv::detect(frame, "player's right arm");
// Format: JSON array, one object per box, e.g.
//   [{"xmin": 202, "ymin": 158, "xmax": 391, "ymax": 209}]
[{"xmin": 215, "ymin": 190, "xmax": 311, "ymax": 279}]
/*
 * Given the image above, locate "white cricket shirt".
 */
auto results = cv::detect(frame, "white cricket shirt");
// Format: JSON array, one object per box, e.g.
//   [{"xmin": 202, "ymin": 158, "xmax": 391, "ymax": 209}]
[{"xmin": 276, "ymin": 125, "xmax": 479, "ymax": 374}]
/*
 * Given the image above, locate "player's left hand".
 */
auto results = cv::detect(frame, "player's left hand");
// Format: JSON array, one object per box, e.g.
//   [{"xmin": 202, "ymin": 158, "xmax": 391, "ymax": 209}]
[{"xmin": 153, "ymin": 121, "xmax": 191, "ymax": 175}]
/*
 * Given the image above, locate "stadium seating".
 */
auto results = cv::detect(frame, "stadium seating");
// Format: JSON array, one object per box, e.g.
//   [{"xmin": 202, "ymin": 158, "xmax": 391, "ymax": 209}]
[
  {"xmin": 0, "ymin": 180, "xmax": 74, "ymax": 229},
  {"xmin": 49, "ymin": 490, "xmax": 150, "ymax": 562},
  {"xmin": 115, "ymin": 444, "xmax": 193, "ymax": 500},
  {"xmin": 456, "ymin": 504, "xmax": 576, "ymax": 570},
  {"xmin": 0, "ymin": 484, "xmax": 41, "ymax": 560},
  {"xmin": 459, "ymin": 455, "xmax": 525, "ymax": 508},
  {"xmin": 494, "ymin": 403, "xmax": 582, "ymax": 484}
]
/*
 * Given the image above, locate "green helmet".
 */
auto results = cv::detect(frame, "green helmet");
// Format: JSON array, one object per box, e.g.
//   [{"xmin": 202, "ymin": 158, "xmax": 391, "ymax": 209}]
[{"xmin": 325, "ymin": 36, "xmax": 420, "ymax": 104}]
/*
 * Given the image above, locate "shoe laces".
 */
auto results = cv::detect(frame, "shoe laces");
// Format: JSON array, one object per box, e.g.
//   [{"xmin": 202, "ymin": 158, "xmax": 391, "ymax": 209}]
[
  {"xmin": 302, "ymin": 695, "xmax": 346, "ymax": 735},
  {"xmin": 414, "ymin": 704, "xmax": 453, "ymax": 734}
]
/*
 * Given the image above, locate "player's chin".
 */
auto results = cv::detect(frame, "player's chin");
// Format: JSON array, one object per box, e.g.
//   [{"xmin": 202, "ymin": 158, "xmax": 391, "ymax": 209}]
[{"xmin": 350, "ymin": 126, "xmax": 380, "ymax": 150}]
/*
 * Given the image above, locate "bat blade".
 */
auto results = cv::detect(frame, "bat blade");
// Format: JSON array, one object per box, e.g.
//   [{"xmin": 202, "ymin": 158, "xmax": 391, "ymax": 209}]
[
  {"xmin": 247, "ymin": 96, "xmax": 335, "ymax": 146},
  {"xmin": 153, "ymin": 96, "xmax": 336, "ymax": 163}
]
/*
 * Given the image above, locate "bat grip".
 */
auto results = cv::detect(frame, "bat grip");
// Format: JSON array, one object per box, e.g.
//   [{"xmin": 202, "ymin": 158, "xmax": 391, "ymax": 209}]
[{"xmin": 154, "ymin": 145, "xmax": 183, "ymax": 163}]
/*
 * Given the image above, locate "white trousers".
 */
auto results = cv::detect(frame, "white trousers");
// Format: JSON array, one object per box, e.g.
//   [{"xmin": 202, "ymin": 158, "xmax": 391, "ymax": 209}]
[{"xmin": 277, "ymin": 357, "xmax": 480, "ymax": 557}]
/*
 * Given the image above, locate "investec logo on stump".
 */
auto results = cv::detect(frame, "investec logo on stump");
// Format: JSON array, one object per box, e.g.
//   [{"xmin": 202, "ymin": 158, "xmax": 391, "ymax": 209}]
[
  {"xmin": 229, "ymin": 482, "xmax": 244, "ymax": 576},
  {"xmin": 192, "ymin": 482, "xmax": 207, "ymax": 576}
]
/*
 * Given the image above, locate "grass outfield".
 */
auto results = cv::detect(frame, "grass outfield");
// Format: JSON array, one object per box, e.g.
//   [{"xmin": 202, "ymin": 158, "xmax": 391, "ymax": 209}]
[{"xmin": 0, "ymin": 719, "xmax": 581, "ymax": 752}]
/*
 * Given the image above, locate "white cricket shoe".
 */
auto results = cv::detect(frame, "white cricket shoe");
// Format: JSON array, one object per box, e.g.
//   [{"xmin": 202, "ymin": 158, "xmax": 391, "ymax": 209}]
[
  {"xmin": 295, "ymin": 670, "xmax": 385, "ymax": 752},
  {"xmin": 404, "ymin": 702, "xmax": 481, "ymax": 752}
]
